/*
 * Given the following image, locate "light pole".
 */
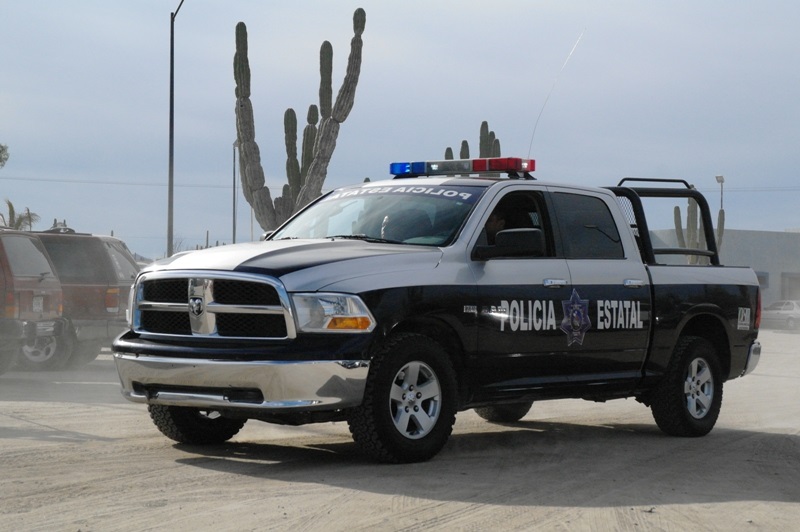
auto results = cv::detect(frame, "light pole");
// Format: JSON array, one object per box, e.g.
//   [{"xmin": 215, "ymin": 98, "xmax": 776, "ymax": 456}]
[
  {"xmin": 232, "ymin": 139, "xmax": 239, "ymax": 244},
  {"xmin": 167, "ymin": 0, "xmax": 185, "ymax": 257},
  {"xmin": 715, "ymin": 175, "xmax": 725, "ymax": 210}
]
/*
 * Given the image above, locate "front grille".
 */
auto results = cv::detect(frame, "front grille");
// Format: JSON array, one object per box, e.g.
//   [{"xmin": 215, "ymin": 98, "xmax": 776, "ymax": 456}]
[
  {"xmin": 143, "ymin": 279, "xmax": 188, "ymax": 303},
  {"xmin": 141, "ymin": 310, "xmax": 191, "ymax": 335},
  {"xmin": 132, "ymin": 271, "xmax": 295, "ymax": 340},
  {"xmin": 216, "ymin": 313, "xmax": 287, "ymax": 337}
]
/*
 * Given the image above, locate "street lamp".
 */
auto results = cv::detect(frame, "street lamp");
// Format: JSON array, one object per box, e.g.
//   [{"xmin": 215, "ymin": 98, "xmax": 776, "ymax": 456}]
[
  {"xmin": 715, "ymin": 175, "xmax": 725, "ymax": 210},
  {"xmin": 167, "ymin": 0, "xmax": 185, "ymax": 257},
  {"xmin": 232, "ymin": 139, "xmax": 239, "ymax": 244}
]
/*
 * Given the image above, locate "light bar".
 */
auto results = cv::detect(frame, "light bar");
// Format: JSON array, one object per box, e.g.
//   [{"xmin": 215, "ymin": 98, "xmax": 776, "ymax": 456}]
[{"xmin": 389, "ymin": 157, "xmax": 535, "ymax": 177}]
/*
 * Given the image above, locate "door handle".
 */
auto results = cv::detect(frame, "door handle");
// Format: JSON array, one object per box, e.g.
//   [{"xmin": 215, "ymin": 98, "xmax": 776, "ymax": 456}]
[
  {"xmin": 543, "ymin": 279, "xmax": 568, "ymax": 288},
  {"xmin": 624, "ymin": 279, "xmax": 645, "ymax": 288}
]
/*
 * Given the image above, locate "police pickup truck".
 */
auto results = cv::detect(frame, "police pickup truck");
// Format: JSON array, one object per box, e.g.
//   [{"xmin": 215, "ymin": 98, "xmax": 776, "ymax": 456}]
[{"xmin": 113, "ymin": 157, "xmax": 761, "ymax": 463}]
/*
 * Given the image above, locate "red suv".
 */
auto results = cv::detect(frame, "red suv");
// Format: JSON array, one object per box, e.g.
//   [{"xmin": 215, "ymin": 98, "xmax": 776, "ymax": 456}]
[
  {"xmin": 0, "ymin": 229, "xmax": 66, "ymax": 373},
  {"xmin": 35, "ymin": 228, "xmax": 140, "ymax": 367}
]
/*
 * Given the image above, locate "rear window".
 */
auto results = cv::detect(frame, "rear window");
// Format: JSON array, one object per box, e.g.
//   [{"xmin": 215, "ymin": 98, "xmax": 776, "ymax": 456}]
[
  {"xmin": 0, "ymin": 235, "xmax": 57, "ymax": 278},
  {"xmin": 39, "ymin": 237, "xmax": 109, "ymax": 283}
]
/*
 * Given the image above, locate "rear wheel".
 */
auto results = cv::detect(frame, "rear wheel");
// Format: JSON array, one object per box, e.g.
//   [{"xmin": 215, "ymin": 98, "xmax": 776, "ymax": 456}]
[
  {"xmin": 17, "ymin": 334, "xmax": 71, "ymax": 371},
  {"xmin": 650, "ymin": 336, "xmax": 723, "ymax": 437},
  {"xmin": 474, "ymin": 400, "xmax": 534, "ymax": 423},
  {"xmin": 148, "ymin": 405, "xmax": 246, "ymax": 444},
  {"xmin": 348, "ymin": 333, "xmax": 458, "ymax": 463}
]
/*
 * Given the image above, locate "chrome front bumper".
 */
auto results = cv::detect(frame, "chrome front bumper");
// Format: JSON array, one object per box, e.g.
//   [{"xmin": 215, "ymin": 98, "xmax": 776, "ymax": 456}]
[{"xmin": 114, "ymin": 353, "xmax": 369, "ymax": 411}]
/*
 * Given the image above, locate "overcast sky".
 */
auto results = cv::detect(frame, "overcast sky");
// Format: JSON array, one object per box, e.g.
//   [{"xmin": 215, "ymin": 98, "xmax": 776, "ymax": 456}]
[{"xmin": 2, "ymin": 1, "xmax": 798, "ymax": 259}]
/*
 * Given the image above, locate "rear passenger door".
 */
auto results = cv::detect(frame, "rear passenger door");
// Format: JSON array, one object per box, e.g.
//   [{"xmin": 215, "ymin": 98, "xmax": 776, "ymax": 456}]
[{"xmin": 548, "ymin": 188, "xmax": 651, "ymax": 382}]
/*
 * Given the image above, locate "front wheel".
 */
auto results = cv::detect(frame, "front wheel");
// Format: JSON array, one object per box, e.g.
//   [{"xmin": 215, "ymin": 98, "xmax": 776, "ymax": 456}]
[
  {"xmin": 348, "ymin": 333, "xmax": 458, "ymax": 463},
  {"xmin": 650, "ymin": 336, "xmax": 723, "ymax": 437},
  {"xmin": 148, "ymin": 405, "xmax": 246, "ymax": 444}
]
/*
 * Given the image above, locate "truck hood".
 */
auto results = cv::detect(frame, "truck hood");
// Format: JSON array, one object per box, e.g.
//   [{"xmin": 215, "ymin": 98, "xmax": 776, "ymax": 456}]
[{"xmin": 145, "ymin": 239, "xmax": 443, "ymax": 291}]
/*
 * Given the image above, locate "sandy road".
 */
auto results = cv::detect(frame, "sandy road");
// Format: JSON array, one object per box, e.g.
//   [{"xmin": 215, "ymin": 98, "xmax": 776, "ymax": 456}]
[{"xmin": 1, "ymin": 330, "xmax": 798, "ymax": 531}]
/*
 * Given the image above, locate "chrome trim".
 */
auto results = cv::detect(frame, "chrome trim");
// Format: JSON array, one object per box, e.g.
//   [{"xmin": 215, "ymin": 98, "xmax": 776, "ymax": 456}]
[
  {"xmin": 742, "ymin": 340, "xmax": 761, "ymax": 376},
  {"xmin": 114, "ymin": 353, "xmax": 369, "ymax": 411},
  {"xmin": 132, "ymin": 270, "xmax": 297, "ymax": 340}
]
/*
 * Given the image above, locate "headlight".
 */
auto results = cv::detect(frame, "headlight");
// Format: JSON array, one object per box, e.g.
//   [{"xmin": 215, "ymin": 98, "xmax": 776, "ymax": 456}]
[{"xmin": 292, "ymin": 293, "xmax": 376, "ymax": 333}]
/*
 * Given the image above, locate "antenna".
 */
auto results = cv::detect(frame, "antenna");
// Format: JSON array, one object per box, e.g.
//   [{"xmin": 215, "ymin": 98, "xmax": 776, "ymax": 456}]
[{"xmin": 526, "ymin": 28, "xmax": 586, "ymax": 159}]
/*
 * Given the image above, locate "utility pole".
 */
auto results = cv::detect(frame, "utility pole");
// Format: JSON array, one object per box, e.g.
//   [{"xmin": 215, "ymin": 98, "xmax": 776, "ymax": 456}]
[
  {"xmin": 167, "ymin": 0, "xmax": 185, "ymax": 257},
  {"xmin": 233, "ymin": 139, "xmax": 239, "ymax": 244}
]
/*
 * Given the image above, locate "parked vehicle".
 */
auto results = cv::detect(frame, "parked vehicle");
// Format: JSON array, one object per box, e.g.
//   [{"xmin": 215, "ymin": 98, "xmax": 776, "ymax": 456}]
[
  {"xmin": 761, "ymin": 300, "xmax": 800, "ymax": 330},
  {"xmin": 36, "ymin": 226, "xmax": 139, "ymax": 367},
  {"xmin": 0, "ymin": 229, "xmax": 66, "ymax": 373}
]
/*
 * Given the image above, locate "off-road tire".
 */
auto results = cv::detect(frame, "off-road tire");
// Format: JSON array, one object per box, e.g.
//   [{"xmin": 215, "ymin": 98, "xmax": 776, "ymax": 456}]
[
  {"xmin": 474, "ymin": 400, "xmax": 534, "ymax": 423},
  {"xmin": 650, "ymin": 336, "xmax": 723, "ymax": 437},
  {"xmin": 348, "ymin": 333, "xmax": 458, "ymax": 463},
  {"xmin": 148, "ymin": 405, "xmax": 246, "ymax": 444}
]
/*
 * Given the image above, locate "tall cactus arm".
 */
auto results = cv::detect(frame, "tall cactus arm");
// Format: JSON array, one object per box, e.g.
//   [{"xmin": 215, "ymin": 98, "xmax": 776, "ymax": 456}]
[
  {"xmin": 233, "ymin": 22, "xmax": 277, "ymax": 229},
  {"xmin": 330, "ymin": 8, "xmax": 365, "ymax": 122},
  {"xmin": 460, "ymin": 141, "xmax": 470, "ymax": 159},
  {"xmin": 674, "ymin": 206, "xmax": 687, "ymax": 248},
  {"xmin": 296, "ymin": 8, "xmax": 366, "ymax": 209},
  {"xmin": 284, "ymin": 109, "xmax": 302, "ymax": 203},
  {"xmin": 319, "ymin": 42, "xmax": 333, "ymax": 121},
  {"xmin": 300, "ymin": 105, "xmax": 319, "ymax": 183}
]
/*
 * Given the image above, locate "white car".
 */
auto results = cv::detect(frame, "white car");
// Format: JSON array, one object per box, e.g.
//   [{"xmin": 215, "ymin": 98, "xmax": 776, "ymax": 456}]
[{"xmin": 761, "ymin": 300, "xmax": 800, "ymax": 330}]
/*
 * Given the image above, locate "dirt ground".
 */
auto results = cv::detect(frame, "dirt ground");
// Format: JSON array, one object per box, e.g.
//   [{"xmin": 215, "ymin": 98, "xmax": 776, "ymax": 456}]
[{"xmin": 1, "ymin": 330, "xmax": 798, "ymax": 531}]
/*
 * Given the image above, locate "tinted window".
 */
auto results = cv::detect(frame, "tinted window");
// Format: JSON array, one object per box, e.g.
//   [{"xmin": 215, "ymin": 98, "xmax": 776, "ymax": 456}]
[
  {"xmin": 552, "ymin": 192, "xmax": 624, "ymax": 259},
  {"xmin": 480, "ymin": 190, "xmax": 552, "ymax": 257},
  {"xmin": 1, "ymin": 235, "xmax": 56, "ymax": 277},
  {"xmin": 39, "ymin": 238, "xmax": 109, "ymax": 283}
]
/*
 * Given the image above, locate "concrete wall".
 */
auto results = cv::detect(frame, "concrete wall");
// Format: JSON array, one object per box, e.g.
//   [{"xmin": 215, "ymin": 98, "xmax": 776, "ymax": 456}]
[{"xmin": 651, "ymin": 229, "xmax": 800, "ymax": 305}]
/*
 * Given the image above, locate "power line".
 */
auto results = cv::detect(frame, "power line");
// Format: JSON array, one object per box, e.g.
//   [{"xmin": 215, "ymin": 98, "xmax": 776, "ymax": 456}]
[{"xmin": 0, "ymin": 175, "xmax": 285, "ymax": 191}]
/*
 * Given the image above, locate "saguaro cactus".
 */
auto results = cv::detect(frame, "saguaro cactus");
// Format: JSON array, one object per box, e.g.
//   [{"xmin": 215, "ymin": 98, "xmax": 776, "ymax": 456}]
[
  {"xmin": 444, "ymin": 121, "xmax": 501, "ymax": 160},
  {"xmin": 674, "ymin": 194, "xmax": 725, "ymax": 264},
  {"xmin": 444, "ymin": 121, "xmax": 501, "ymax": 176},
  {"xmin": 295, "ymin": 8, "xmax": 366, "ymax": 210},
  {"xmin": 233, "ymin": 8, "xmax": 366, "ymax": 230}
]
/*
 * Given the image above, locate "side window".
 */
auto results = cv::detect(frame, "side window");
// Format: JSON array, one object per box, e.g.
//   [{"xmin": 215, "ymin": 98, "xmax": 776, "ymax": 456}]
[
  {"xmin": 105, "ymin": 241, "xmax": 139, "ymax": 281},
  {"xmin": 481, "ymin": 190, "xmax": 551, "ymax": 257},
  {"xmin": 552, "ymin": 192, "xmax": 624, "ymax": 259}
]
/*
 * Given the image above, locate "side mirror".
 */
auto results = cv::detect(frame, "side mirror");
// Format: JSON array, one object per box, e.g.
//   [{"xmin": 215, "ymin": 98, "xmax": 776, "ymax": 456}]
[{"xmin": 473, "ymin": 228, "xmax": 545, "ymax": 260}]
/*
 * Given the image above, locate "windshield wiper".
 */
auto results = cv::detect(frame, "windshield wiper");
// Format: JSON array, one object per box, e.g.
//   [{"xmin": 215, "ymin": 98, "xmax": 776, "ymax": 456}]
[{"xmin": 326, "ymin": 234, "xmax": 401, "ymax": 244}]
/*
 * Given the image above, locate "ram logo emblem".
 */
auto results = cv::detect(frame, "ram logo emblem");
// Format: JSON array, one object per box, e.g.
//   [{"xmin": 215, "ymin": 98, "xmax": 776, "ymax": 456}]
[{"xmin": 189, "ymin": 297, "xmax": 204, "ymax": 317}]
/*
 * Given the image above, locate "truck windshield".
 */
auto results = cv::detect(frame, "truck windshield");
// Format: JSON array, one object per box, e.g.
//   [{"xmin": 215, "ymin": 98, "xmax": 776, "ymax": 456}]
[{"xmin": 270, "ymin": 183, "xmax": 483, "ymax": 246}]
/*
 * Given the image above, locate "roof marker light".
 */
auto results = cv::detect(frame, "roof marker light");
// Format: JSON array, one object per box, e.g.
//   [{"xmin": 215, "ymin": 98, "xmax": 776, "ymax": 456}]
[{"xmin": 389, "ymin": 157, "xmax": 535, "ymax": 178}]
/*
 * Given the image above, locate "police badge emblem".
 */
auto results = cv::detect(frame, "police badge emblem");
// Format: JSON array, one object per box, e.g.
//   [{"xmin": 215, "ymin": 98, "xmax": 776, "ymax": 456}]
[{"xmin": 560, "ymin": 289, "xmax": 591, "ymax": 345}]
